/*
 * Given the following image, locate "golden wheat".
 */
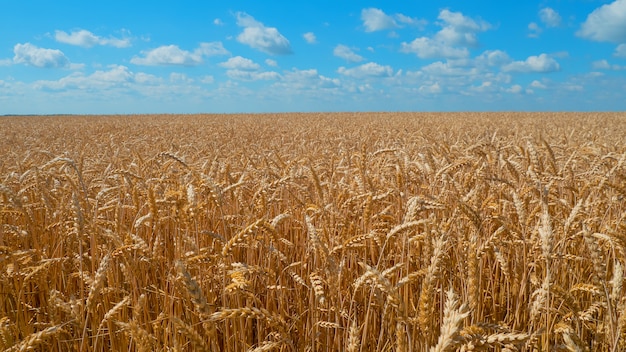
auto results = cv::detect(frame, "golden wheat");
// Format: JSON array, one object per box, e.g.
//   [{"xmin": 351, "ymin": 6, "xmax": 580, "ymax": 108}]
[{"xmin": 0, "ymin": 112, "xmax": 624, "ymax": 351}]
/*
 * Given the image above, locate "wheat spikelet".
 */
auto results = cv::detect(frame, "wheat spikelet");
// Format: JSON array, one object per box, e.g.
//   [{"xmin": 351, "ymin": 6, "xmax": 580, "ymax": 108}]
[
  {"xmin": 346, "ymin": 320, "xmax": 361, "ymax": 352},
  {"xmin": 396, "ymin": 320, "xmax": 407, "ymax": 352},
  {"xmin": 564, "ymin": 198, "xmax": 584, "ymax": 235},
  {"xmin": 222, "ymin": 218, "xmax": 264, "ymax": 256},
  {"xmin": 418, "ymin": 235, "xmax": 447, "ymax": 333},
  {"xmin": 512, "ymin": 191, "xmax": 526, "ymax": 228},
  {"xmin": 96, "ymin": 295, "xmax": 130, "ymax": 333},
  {"xmin": 85, "ymin": 253, "xmax": 111, "ymax": 311},
  {"xmin": 583, "ymin": 228, "xmax": 607, "ymax": 284},
  {"xmin": 172, "ymin": 316, "xmax": 210, "ymax": 352},
  {"xmin": 467, "ymin": 232, "xmax": 479, "ymax": 313},
  {"xmin": 430, "ymin": 288, "xmax": 470, "ymax": 352},
  {"xmin": 8, "ymin": 325, "xmax": 62, "ymax": 352},
  {"xmin": 117, "ymin": 320, "xmax": 155, "ymax": 352},
  {"xmin": 485, "ymin": 332, "xmax": 529, "ymax": 345},
  {"xmin": 247, "ymin": 340, "xmax": 283, "ymax": 352},
  {"xmin": 386, "ymin": 220, "xmax": 427, "ymax": 240},
  {"xmin": 175, "ymin": 261, "xmax": 211, "ymax": 316},
  {"xmin": 316, "ymin": 321, "xmax": 341, "ymax": 329},
  {"xmin": 611, "ymin": 259, "xmax": 623, "ymax": 302},
  {"xmin": 209, "ymin": 307, "xmax": 286, "ymax": 326},
  {"xmin": 362, "ymin": 193, "xmax": 373, "ymax": 231},
  {"xmin": 309, "ymin": 272, "xmax": 326, "ymax": 305}
]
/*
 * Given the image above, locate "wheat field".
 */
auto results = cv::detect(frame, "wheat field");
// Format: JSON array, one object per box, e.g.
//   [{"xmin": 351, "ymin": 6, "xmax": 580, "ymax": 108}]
[{"xmin": 1, "ymin": 112, "xmax": 625, "ymax": 351}]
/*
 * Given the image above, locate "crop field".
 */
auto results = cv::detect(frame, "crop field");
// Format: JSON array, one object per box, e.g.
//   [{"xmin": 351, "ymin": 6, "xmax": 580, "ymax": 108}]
[{"xmin": 1, "ymin": 112, "xmax": 625, "ymax": 351}]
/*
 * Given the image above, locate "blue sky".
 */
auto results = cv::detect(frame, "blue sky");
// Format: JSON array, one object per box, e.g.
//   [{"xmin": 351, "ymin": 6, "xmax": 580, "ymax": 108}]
[{"xmin": 1, "ymin": 0, "xmax": 626, "ymax": 114}]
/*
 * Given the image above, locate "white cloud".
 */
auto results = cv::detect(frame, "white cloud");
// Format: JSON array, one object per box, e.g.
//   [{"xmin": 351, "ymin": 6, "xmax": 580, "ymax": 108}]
[
  {"xmin": 333, "ymin": 45, "xmax": 364, "ymax": 63},
  {"xmin": 236, "ymin": 12, "xmax": 292, "ymax": 55},
  {"xmin": 135, "ymin": 72, "xmax": 162, "ymax": 85},
  {"xmin": 421, "ymin": 61, "xmax": 478, "ymax": 76},
  {"xmin": 469, "ymin": 81, "xmax": 496, "ymax": 93},
  {"xmin": 226, "ymin": 70, "xmax": 280, "ymax": 81},
  {"xmin": 337, "ymin": 62, "xmax": 393, "ymax": 79},
  {"xmin": 528, "ymin": 22, "xmax": 542, "ymax": 38},
  {"xmin": 530, "ymin": 80, "xmax": 547, "ymax": 89},
  {"xmin": 200, "ymin": 75, "xmax": 215, "ymax": 84},
  {"xmin": 502, "ymin": 54, "xmax": 560, "ymax": 73},
  {"xmin": 274, "ymin": 68, "xmax": 340, "ymax": 90},
  {"xmin": 55, "ymin": 29, "xmax": 131, "ymax": 48},
  {"xmin": 401, "ymin": 9, "xmax": 489, "ymax": 59},
  {"xmin": 592, "ymin": 59, "xmax": 626, "ymax": 70},
  {"xmin": 577, "ymin": 0, "xmax": 626, "ymax": 43},
  {"xmin": 475, "ymin": 50, "xmax": 511, "ymax": 67},
  {"xmin": 214, "ymin": 18, "xmax": 224, "ymax": 26},
  {"xmin": 615, "ymin": 44, "xmax": 626, "ymax": 57},
  {"xmin": 13, "ymin": 43, "xmax": 70, "ymax": 68},
  {"xmin": 395, "ymin": 14, "xmax": 428, "ymax": 29},
  {"xmin": 418, "ymin": 82, "xmax": 441, "ymax": 94},
  {"xmin": 435, "ymin": 9, "xmax": 490, "ymax": 47},
  {"xmin": 0, "ymin": 59, "xmax": 12, "ymax": 66},
  {"xmin": 592, "ymin": 59, "xmax": 611, "ymax": 70},
  {"xmin": 506, "ymin": 84, "xmax": 523, "ymax": 94},
  {"xmin": 220, "ymin": 56, "xmax": 260, "ymax": 70},
  {"xmin": 400, "ymin": 37, "xmax": 469, "ymax": 59},
  {"xmin": 361, "ymin": 8, "xmax": 426, "ymax": 32},
  {"xmin": 303, "ymin": 32, "xmax": 317, "ymax": 44},
  {"xmin": 361, "ymin": 8, "xmax": 398, "ymax": 32},
  {"xmin": 34, "ymin": 65, "xmax": 133, "ymax": 90},
  {"xmin": 130, "ymin": 42, "xmax": 228, "ymax": 66},
  {"xmin": 265, "ymin": 59, "xmax": 278, "ymax": 67},
  {"xmin": 169, "ymin": 72, "xmax": 193, "ymax": 83},
  {"xmin": 539, "ymin": 8, "xmax": 561, "ymax": 27}
]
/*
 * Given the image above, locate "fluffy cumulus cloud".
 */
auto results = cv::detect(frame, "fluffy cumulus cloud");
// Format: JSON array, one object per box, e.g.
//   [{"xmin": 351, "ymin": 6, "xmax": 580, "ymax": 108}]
[
  {"xmin": 131, "ymin": 42, "xmax": 228, "ymax": 66},
  {"xmin": 592, "ymin": 60, "xmax": 611, "ymax": 70},
  {"xmin": 615, "ymin": 44, "xmax": 626, "ymax": 57},
  {"xmin": 361, "ymin": 8, "xmax": 426, "ymax": 32},
  {"xmin": 34, "ymin": 65, "xmax": 134, "ymax": 90},
  {"xmin": 236, "ymin": 12, "xmax": 292, "ymax": 55},
  {"xmin": 503, "ymin": 54, "xmax": 560, "ymax": 73},
  {"xmin": 337, "ymin": 62, "xmax": 393, "ymax": 79},
  {"xmin": 226, "ymin": 70, "xmax": 280, "ymax": 81},
  {"xmin": 475, "ymin": 50, "xmax": 512, "ymax": 67},
  {"xmin": 539, "ymin": 8, "xmax": 561, "ymax": 27},
  {"xmin": 530, "ymin": 80, "xmax": 547, "ymax": 89},
  {"xmin": 435, "ymin": 9, "xmax": 490, "ymax": 47},
  {"xmin": 273, "ymin": 68, "xmax": 340, "ymax": 91},
  {"xmin": 55, "ymin": 29, "xmax": 131, "ymax": 48},
  {"xmin": 528, "ymin": 22, "xmax": 542, "ymax": 38},
  {"xmin": 577, "ymin": 0, "xmax": 626, "ymax": 43},
  {"xmin": 401, "ymin": 37, "xmax": 469, "ymax": 59},
  {"xmin": 265, "ymin": 59, "xmax": 278, "ymax": 67},
  {"xmin": 506, "ymin": 84, "xmax": 523, "ymax": 94},
  {"xmin": 421, "ymin": 61, "xmax": 479, "ymax": 76},
  {"xmin": 361, "ymin": 8, "xmax": 398, "ymax": 32},
  {"xmin": 169, "ymin": 72, "xmax": 194, "ymax": 83},
  {"xmin": 303, "ymin": 32, "xmax": 317, "ymax": 44},
  {"xmin": 333, "ymin": 45, "xmax": 364, "ymax": 63},
  {"xmin": 395, "ymin": 14, "xmax": 427, "ymax": 28},
  {"xmin": 401, "ymin": 9, "xmax": 489, "ymax": 59},
  {"xmin": 220, "ymin": 56, "xmax": 260, "ymax": 70},
  {"xmin": 418, "ymin": 82, "xmax": 442, "ymax": 94},
  {"xmin": 592, "ymin": 59, "xmax": 626, "ymax": 70},
  {"xmin": 219, "ymin": 55, "xmax": 279, "ymax": 81},
  {"xmin": 13, "ymin": 43, "xmax": 70, "ymax": 68}
]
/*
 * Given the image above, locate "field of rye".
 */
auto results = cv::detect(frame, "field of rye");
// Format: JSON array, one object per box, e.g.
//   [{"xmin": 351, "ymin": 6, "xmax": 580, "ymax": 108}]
[{"xmin": 0, "ymin": 112, "xmax": 625, "ymax": 351}]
